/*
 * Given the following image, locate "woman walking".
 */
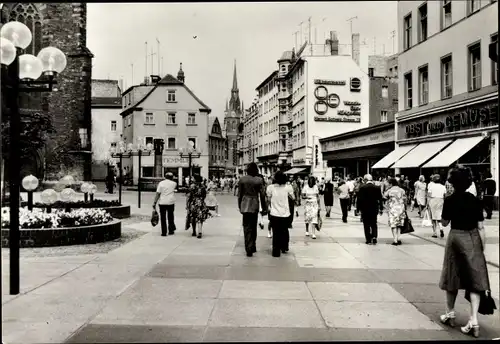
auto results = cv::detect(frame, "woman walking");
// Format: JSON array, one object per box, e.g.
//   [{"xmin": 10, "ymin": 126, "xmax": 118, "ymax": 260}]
[
  {"xmin": 439, "ymin": 166, "xmax": 491, "ymax": 338},
  {"xmin": 427, "ymin": 174, "xmax": 446, "ymax": 238},
  {"xmin": 266, "ymin": 171, "xmax": 295, "ymax": 257},
  {"xmin": 186, "ymin": 174, "xmax": 211, "ymax": 239},
  {"xmin": 323, "ymin": 178, "xmax": 334, "ymax": 217},
  {"xmin": 414, "ymin": 175, "xmax": 427, "ymax": 217},
  {"xmin": 384, "ymin": 178, "xmax": 407, "ymax": 246},
  {"xmin": 302, "ymin": 176, "xmax": 320, "ymax": 239},
  {"xmin": 205, "ymin": 179, "xmax": 220, "ymax": 217}
]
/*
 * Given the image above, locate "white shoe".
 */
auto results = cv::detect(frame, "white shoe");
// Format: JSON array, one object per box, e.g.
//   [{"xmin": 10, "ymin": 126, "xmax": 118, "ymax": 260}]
[
  {"xmin": 305, "ymin": 231, "xmax": 310, "ymax": 237},
  {"xmin": 267, "ymin": 231, "xmax": 272, "ymax": 238},
  {"xmin": 312, "ymin": 234, "xmax": 317, "ymax": 239}
]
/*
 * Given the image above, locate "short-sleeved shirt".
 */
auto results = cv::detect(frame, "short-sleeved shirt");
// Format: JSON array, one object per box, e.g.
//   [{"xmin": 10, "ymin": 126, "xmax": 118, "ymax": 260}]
[
  {"xmin": 427, "ymin": 182, "xmax": 446, "ymax": 199},
  {"xmin": 441, "ymin": 191, "xmax": 484, "ymax": 230},
  {"xmin": 266, "ymin": 184, "xmax": 294, "ymax": 218},
  {"xmin": 156, "ymin": 179, "xmax": 177, "ymax": 205},
  {"xmin": 302, "ymin": 185, "xmax": 319, "ymax": 200}
]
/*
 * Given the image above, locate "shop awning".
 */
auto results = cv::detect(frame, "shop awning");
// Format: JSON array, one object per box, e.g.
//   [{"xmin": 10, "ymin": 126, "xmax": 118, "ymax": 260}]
[
  {"xmin": 371, "ymin": 144, "xmax": 418, "ymax": 169},
  {"xmin": 392, "ymin": 139, "xmax": 453, "ymax": 169},
  {"xmin": 284, "ymin": 168, "xmax": 307, "ymax": 175},
  {"xmin": 422, "ymin": 136, "xmax": 484, "ymax": 168}
]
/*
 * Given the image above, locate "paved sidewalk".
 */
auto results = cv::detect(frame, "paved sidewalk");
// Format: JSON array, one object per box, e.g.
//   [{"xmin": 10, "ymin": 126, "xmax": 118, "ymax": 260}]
[{"xmin": 2, "ymin": 195, "xmax": 499, "ymax": 343}]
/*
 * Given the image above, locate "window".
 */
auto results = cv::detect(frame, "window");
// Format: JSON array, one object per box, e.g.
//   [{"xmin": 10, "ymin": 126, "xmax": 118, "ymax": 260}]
[
  {"xmin": 167, "ymin": 137, "xmax": 176, "ymax": 149},
  {"xmin": 127, "ymin": 94, "xmax": 131, "ymax": 105},
  {"xmin": 418, "ymin": 65, "xmax": 429, "ymax": 105},
  {"xmin": 468, "ymin": 0, "xmax": 481, "ymax": 15},
  {"xmin": 492, "ymin": 34, "xmax": 498, "ymax": 85},
  {"xmin": 145, "ymin": 137, "xmax": 153, "ymax": 146},
  {"xmin": 142, "ymin": 167, "xmax": 154, "ymax": 178},
  {"xmin": 468, "ymin": 43, "xmax": 481, "ymax": 91},
  {"xmin": 441, "ymin": 55, "xmax": 453, "ymax": 99},
  {"xmin": 79, "ymin": 128, "xmax": 88, "ymax": 149},
  {"xmin": 127, "ymin": 116, "xmax": 132, "ymax": 127},
  {"xmin": 404, "ymin": 72, "xmax": 413, "ymax": 109},
  {"xmin": 441, "ymin": 0, "xmax": 452, "ymax": 30},
  {"xmin": 167, "ymin": 90, "xmax": 176, "ymax": 102},
  {"xmin": 188, "ymin": 138, "xmax": 197, "ymax": 149},
  {"xmin": 145, "ymin": 112, "xmax": 154, "ymax": 124},
  {"xmin": 380, "ymin": 111, "xmax": 388, "ymax": 123},
  {"xmin": 9, "ymin": 4, "xmax": 43, "ymax": 56},
  {"xmin": 110, "ymin": 120, "xmax": 117, "ymax": 131},
  {"xmin": 418, "ymin": 3, "xmax": 428, "ymax": 42},
  {"xmin": 404, "ymin": 14, "xmax": 412, "ymax": 50},
  {"xmin": 167, "ymin": 112, "xmax": 176, "ymax": 124},
  {"xmin": 188, "ymin": 113, "xmax": 196, "ymax": 124},
  {"xmin": 368, "ymin": 68, "xmax": 374, "ymax": 77},
  {"xmin": 381, "ymin": 86, "xmax": 389, "ymax": 98}
]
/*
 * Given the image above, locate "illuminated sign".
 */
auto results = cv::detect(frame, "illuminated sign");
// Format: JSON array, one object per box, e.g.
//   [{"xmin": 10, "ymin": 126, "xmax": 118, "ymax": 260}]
[
  {"xmin": 314, "ymin": 86, "xmax": 328, "ymax": 100},
  {"xmin": 314, "ymin": 79, "xmax": 346, "ymax": 85},
  {"xmin": 350, "ymin": 78, "xmax": 361, "ymax": 92},
  {"xmin": 327, "ymin": 94, "xmax": 340, "ymax": 108},
  {"xmin": 314, "ymin": 101, "xmax": 328, "ymax": 115}
]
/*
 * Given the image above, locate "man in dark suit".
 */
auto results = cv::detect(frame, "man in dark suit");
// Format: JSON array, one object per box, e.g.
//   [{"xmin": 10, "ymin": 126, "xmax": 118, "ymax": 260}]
[
  {"xmin": 482, "ymin": 172, "xmax": 497, "ymax": 220},
  {"xmin": 356, "ymin": 174, "xmax": 384, "ymax": 245},
  {"xmin": 238, "ymin": 162, "xmax": 267, "ymax": 257}
]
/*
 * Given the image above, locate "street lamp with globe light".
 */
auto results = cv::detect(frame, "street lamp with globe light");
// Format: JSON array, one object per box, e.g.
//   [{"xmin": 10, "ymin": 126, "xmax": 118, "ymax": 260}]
[
  {"xmin": 40, "ymin": 188, "xmax": 58, "ymax": 213},
  {"xmin": 21, "ymin": 174, "xmax": 39, "ymax": 211},
  {"xmin": 1, "ymin": 20, "xmax": 67, "ymax": 295},
  {"xmin": 178, "ymin": 140, "xmax": 201, "ymax": 186},
  {"xmin": 80, "ymin": 182, "xmax": 91, "ymax": 202}
]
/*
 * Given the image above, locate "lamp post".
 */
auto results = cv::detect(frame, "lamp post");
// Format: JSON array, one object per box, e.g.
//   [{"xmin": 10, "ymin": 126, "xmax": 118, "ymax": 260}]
[
  {"xmin": 1, "ymin": 21, "xmax": 67, "ymax": 295},
  {"xmin": 110, "ymin": 139, "xmax": 152, "ymax": 208},
  {"xmin": 178, "ymin": 141, "xmax": 201, "ymax": 185},
  {"xmin": 21, "ymin": 174, "xmax": 39, "ymax": 211}
]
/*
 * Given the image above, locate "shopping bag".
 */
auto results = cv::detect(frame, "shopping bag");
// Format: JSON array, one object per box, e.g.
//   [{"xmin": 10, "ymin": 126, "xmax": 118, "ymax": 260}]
[
  {"xmin": 465, "ymin": 290, "xmax": 497, "ymax": 315},
  {"xmin": 421, "ymin": 208, "xmax": 432, "ymax": 227},
  {"xmin": 151, "ymin": 209, "xmax": 159, "ymax": 227},
  {"xmin": 401, "ymin": 212, "xmax": 415, "ymax": 234}
]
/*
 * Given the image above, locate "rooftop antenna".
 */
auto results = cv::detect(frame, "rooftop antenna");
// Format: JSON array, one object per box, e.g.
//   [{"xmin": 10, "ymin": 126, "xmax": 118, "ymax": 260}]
[
  {"xmin": 299, "ymin": 21, "xmax": 304, "ymax": 46},
  {"xmin": 145, "ymin": 41, "xmax": 148, "ymax": 79},
  {"xmin": 156, "ymin": 37, "xmax": 160, "ymax": 76},
  {"xmin": 293, "ymin": 31, "xmax": 299, "ymax": 50},
  {"xmin": 390, "ymin": 30, "xmax": 396, "ymax": 54},
  {"xmin": 161, "ymin": 57, "xmax": 164, "ymax": 76}
]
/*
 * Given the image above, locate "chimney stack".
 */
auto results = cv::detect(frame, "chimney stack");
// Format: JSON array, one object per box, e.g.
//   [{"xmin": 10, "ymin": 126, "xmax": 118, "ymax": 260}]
[
  {"xmin": 352, "ymin": 33, "xmax": 360, "ymax": 66},
  {"xmin": 330, "ymin": 31, "xmax": 339, "ymax": 56}
]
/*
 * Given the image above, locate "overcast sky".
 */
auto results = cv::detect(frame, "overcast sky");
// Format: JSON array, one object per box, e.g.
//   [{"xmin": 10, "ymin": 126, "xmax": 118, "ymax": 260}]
[{"xmin": 87, "ymin": 2, "xmax": 397, "ymax": 121}]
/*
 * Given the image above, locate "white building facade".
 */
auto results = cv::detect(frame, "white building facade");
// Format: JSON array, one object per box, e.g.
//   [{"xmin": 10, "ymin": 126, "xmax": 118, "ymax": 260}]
[{"xmin": 375, "ymin": 0, "xmax": 498, "ymax": 202}]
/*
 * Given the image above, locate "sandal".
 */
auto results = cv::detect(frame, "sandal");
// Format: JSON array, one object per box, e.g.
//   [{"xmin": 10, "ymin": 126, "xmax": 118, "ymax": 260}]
[
  {"xmin": 461, "ymin": 321, "xmax": 479, "ymax": 338},
  {"xmin": 439, "ymin": 311, "xmax": 455, "ymax": 327}
]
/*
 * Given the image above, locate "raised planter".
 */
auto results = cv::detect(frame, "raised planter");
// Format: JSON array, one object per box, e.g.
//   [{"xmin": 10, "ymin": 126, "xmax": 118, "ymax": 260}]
[
  {"xmin": 20, "ymin": 202, "xmax": 131, "ymax": 219},
  {"xmin": 1, "ymin": 219, "xmax": 121, "ymax": 248}
]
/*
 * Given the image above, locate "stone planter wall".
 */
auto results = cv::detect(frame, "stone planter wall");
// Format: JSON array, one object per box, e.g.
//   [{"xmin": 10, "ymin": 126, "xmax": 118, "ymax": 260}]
[{"xmin": 1, "ymin": 220, "xmax": 121, "ymax": 248}]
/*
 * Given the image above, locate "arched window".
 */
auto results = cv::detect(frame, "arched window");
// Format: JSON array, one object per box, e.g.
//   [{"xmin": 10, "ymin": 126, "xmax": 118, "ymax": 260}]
[{"xmin": 9, "ymin": 3, "xmax": 43, "ymax": 55}]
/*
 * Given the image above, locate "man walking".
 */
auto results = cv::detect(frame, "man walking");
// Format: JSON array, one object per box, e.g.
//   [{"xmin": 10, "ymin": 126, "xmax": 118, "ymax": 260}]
[
  {"xmin": 152, "ymin": 172, "xmax": 177, "ymax": 236},
  {"xmin": 482, "ymin": 172, "xmax": 497, "ymax": 219},
  {"xmin": 238, "ymin": 162, "xmax": 267, "ymax": 257},
  {"xmin": 356, "ymin": 174, "xmax": 384, "ymax": 245},
  {"xmin": 337, "ymin": 180, "xmax": 350, "ymax": 223}
]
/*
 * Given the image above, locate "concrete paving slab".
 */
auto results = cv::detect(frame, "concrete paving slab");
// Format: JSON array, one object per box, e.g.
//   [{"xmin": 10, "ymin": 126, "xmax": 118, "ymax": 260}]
[
  {"xmin": 316, "ymin": 301, "xmax": 442, "ymax": 330},
  {"xmin": 307, "ymin": 282, "xmax": 408, "ymax": 302},
  {"xmin": 327, "ymin": 328, "xmax": 458, "ymax": 341},
  {"xmin": 300, "ymin": 268, "xmax": 381, "ymax": 283},
  {"xmin": 66, "ymin": 324, "xmax": 206, "ymax": 343},
  {"xmin": 159, "ymin": 254, "xmax": 231, "ymax": 266},
  {"xmin": 219, "ymin": 280, "xmax": 312, "ymax": 300},
  {"xmin": 2, "ymin": 320, "xmax": 85, "ymax": 344},
  {"xmin": 370, "ymin": 269, "xmax": 442, "ymax": 284},
  {"xmin": 292, "ymin": 243, "xmax": 355, "ymax": 258},
  {"xmin": 203, "ymin": 326, "xmax": 332, "ymax": 342},
  {"xmin": 390, "ymin": 283, "xmax": 473, "ymax": 305},
  {"xmin": 208, "ymin": 299, "xmax": 325, "ymax": 328},
  {"xmin": 229, "ymin": 255, "xmax": 299, "ymax": 268},
  {"xmin": 91, "ymin": 298, "xmax": 216, "ymax": 326},
  {"xmin": 120, "ymin": 277, "xmax": 222, "ymax": 300},
  {"xmin": 224, "ymin": 266, "xmax": 305, "ymax": 282},
  {"xmin": 147, "ymin": 265, "xmax": 228, "ymax": 280},
  {"xmin": 296, "ymin": 256, "xmax": 367, "ymax": 269},
  {"xmin": 358, "ymin": 257, "xmax": 436, "ymax": 270}
]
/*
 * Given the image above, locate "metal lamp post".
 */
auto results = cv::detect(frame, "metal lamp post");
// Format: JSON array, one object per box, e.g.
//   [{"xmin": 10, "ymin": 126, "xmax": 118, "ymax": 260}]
[
  {"xmin": 178, "ymin": 141, "xmax": 201, "ymax": 185},
  {"xmin": 21, "ymin": 174, "xmax": 39, "ymax": 211},
  {"xmin": 1, "ymin": 21, "xmax": 67, "ymax": 295}
]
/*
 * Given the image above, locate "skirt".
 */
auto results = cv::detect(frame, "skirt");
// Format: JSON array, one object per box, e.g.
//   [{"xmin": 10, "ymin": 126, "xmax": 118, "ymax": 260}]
[
  {"xmin": 304, "ymin": 200, "xmax": 319, "ymax": 224},
  {"xmin": 439, "ymin": 228, "xmax": 490, "ymax": 292},
  {"xmin": 428, "ymin": 197, "xmax": 444, "ymax": 221},
  {"xmin": 324, "ymin": 193, "xmax": 334, "ymax": 207}
]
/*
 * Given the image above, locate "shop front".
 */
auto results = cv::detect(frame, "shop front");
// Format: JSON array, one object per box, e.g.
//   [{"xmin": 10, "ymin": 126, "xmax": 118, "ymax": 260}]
[
  {"xmin": 320, "ymin": 121, "xmax": 395, "ymax": 179},
  {"xmin": 375, "ymin": 94, "xmax": 498, "ymax": 205}
]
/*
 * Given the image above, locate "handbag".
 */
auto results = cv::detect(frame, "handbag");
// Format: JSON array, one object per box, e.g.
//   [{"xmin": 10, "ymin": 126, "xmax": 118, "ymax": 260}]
[
  {"xmin": 421, "ymin": 208, "xmax": 432, "ymax": 227},
  {"xmin": 151, "ymin": 209, "xmax": 159, "ymax": 227},
  {"xmin": 465, "ymin": 290, "xmax": 497, "ymax": 315},
  {"xmin": 401, "ymin": 212, "xmax": 415, "ymax": 234}
]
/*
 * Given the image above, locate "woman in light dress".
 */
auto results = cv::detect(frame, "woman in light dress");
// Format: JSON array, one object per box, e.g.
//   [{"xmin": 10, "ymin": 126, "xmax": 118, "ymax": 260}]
[
  {"xmin": 414, "ymin": 175, "xmax": 427, "ymax": 217},
  {"xmin": 384, "ymin": 178, "xmax": 407, "ymax": 246},
  {"xmin": 426, "ymin": 174, "xmax": 446, "ymax": 238},
  {"xmin": 301, "ymin": 176, "xmax": 320, "ymax": 239},
  {"xmin": 205, "ymin": 179, "xmax": 220, "ymax": 217}
]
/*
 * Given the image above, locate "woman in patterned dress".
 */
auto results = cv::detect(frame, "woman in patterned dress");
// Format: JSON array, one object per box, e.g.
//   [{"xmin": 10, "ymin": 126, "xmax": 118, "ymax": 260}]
[
  {"xmin": 186, "ymin": 174, "xmax": 211, "ymax": 239},
  {"xmin": 205, "ymin": 179, "xmax": 220, "ymax": 217},
  {"xmin": 301, "ymin": 176, "xmax": 320, "ymax": 239},
  {"xmin": 384, "ymin": 178, "xmax": 407, "ymax": 246}
]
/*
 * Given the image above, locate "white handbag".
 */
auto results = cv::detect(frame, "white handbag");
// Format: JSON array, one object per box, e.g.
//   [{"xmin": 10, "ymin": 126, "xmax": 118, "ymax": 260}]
[{"xmin": 421, "ymin": 208, "xmax": 432, "ymax": 227}]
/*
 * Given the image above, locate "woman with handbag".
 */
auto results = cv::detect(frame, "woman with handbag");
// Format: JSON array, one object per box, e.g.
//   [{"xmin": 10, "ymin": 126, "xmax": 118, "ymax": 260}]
[
  {"xmin": 383, "ymin": 178, "xmax": 407, "ymax": 246},
  {"xmin": 426, "ymin": 174, "xmax": 447, "ymax": 238},
  {"xmin": 439, "ymin": 166, "xmax": 493, "ymax": 338}
]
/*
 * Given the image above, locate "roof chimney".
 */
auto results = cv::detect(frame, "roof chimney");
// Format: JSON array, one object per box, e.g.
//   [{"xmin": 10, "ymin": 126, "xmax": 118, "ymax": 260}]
[
  {"xmin": 352, "ymin": 33, "xmax": 360, "ymax": 66},
  {"xmin": 150, "ymin": 75, "xmax": 161, "ymax": 84},
  {"xmin": 329, "ymin": 31, "xmax": 339, "ymax": 56}
]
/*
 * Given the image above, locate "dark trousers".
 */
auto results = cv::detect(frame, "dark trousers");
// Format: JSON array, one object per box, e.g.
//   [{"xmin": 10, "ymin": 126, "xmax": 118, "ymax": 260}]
[
  {"xmin": 269, "ymin": 215, "xmax": 290, "ymax": 257},
  {"xmin": 339, "ymin": 198, "xmax": 349, "ymax": 222},
  {"xmin": 288, "ymin": 200, "xmax": 295, "ymax": 228},
  {"xmin": 483, "ymin": 196, "xmax": 494, "ymax": 219},
  {"xmin": 348, "ymin": 193, "xmax": 354, "ymax": 211},
  {"xmin": 159, "ymin": 204, "xmax": 176, "ymax": 235},
  {"xmin": 362, "ymin": 212, "xmax": 378, "ymax": 241},
  {"xmin": 242, "ymin": 212, "xmax": 258, "ymax": 254}
]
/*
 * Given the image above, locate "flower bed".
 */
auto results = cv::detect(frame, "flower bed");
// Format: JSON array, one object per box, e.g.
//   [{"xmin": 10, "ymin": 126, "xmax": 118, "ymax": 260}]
[{"xmin": 20, "ymin": 200, "xmax": 131, "ymax": 219}]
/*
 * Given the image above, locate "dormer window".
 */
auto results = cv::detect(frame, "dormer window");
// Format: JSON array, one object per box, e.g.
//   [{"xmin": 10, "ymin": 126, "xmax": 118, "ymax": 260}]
[{"xmin": 167, "ymin": 90, "xmax": 176, "ymax": 102}]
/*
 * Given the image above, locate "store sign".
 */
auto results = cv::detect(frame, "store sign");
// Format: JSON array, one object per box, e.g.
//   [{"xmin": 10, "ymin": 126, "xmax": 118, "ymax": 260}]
[
  {"xmin": 401, "ymin": 102, "xmax": 498, "ymax": 139},
  {"xmin": 322, "ymin": 127, "xmax": 394, "ymax": 152},
  {"xmin": 314, "ymin": 116, "xmax": 361, "ymax": 122},
  {"xmin": 163, "ymin": 156, "xmax": 189, "ymax": 166},
  {"xmin": 314, "ymin": 79, "xmax": 346, "ymax": 85}
]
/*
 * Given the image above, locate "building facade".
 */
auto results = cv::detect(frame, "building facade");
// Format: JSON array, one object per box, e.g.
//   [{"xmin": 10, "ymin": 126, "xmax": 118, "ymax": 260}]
[
  {"xmin": 91, "ymin": 79, "xmax": 122, "ymax": 181},
  {"xmin": 374, "ymin": 0, "xmax": 498, "ymax": 202},
  {"xmin": 238, "ymin": 102, "xmax": 259, "ymax": 173},
  {"xmin": 223, "ymin": 62, "xmax": 243, "ymax": 176},
  {"xmin": 208, "ymin": 116, "xmax": 227, "ymax": 178},
  {"xmin": 120, "ymin": 66, "xmax": 211, "ymax": 184},
  {"xmin": 368, "ymin": 55, "xmax": 399, "ymax": 126},
  {"xmin": 0, "ymin": 3, "xmax": 93, "ymax": 181}
]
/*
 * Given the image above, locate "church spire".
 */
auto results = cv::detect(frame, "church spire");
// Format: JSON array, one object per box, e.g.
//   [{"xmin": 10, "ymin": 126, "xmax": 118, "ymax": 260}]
[{"xmin": 232, "ymin": 59, "xmax": 238, "ymax": 91}]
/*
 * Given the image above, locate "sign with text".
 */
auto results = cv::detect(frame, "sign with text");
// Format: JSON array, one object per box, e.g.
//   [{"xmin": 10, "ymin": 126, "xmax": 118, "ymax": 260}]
[
  {"xmin": 322, "ymin": 127, "xmax": 394, "ymax": 152},
  {"xmin": 314, "ymin": 79, "xmax": 346, "ymax": 86},
  {"xmin": 314, "ymin": 116, "xmax": 361, "ymax": 122},
  {"xmin": 163, "ymin": 156, "xmax": 189, "ymax": 167},
  {"xmin": 400, "ymin": 101, "xmax": 498, "ymax": 140}
]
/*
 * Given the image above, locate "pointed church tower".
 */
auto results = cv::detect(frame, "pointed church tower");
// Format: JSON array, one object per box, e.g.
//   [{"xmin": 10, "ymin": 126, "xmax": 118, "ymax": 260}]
[
  {"xmin": 223, "ymin": 59, "xmax": 242, "ymax": 175},
  {"xmin": 177, "ymin": 62, "xmax": 185, "ymax": 83},
  {"xmin": 228, "ymin": 60, "xmax": 241, "ymax": 116}
]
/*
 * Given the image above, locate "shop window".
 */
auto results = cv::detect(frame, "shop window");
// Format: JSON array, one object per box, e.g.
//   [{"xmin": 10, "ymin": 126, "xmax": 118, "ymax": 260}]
[
  {"xmin": 492, "ymin": 33, "xmax": 498, "ymax": 86},
  {"xmin": 441, "ymin": 54, "xmax": 453, "ymax": 99},
  {"xmin": 468, "ymin": 42, "xmax": 481, "ymax": 91},
  {"xmin": 142, "ymin": 167, "xmax": 154, "ymax": 178},
  {"xmin": 418, "ymin": 3, "xmax": 428, "ymax": 42},
  {"xmin": 418, "ymin": 65, "xmax": 429, "ymax": 105},
  {"xmin": 404, "ymin": 72, "xmax": 413, "ymax": 109},
  {"xmin": 403, "ymin": 13, "xmax": 412, "ymax": 50},
  {"xmin": 441, "ymin": 0, "xmax": 452, "ymax": 30}
]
